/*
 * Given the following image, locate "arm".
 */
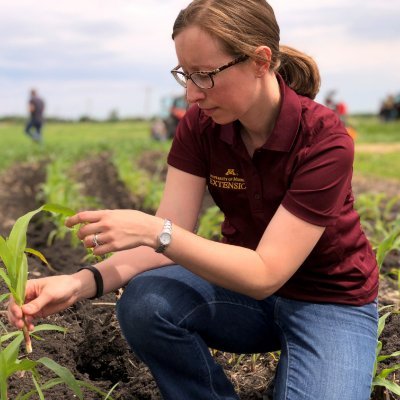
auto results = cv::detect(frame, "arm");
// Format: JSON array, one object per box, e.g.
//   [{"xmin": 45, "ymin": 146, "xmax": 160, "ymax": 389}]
[
  {"xmin": 162, "ymin": 204, "xmax": 325, "ymax": 299},
  {"xmin": 82, "ymin": 165, "xmax": 207, "ymax": 296},
  {"xmin": 8, "ymin": 166, "xmax": 207, "ymax": 327},
  {"xmin": 77, "ymin": 192, "xmax": 325, "ymax": 300}
]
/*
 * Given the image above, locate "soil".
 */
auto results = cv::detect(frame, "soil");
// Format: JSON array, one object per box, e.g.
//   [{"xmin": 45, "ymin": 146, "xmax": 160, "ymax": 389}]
[{"xmin": 0, "ymin": 153, "xmax": 399, "ymax": 400}]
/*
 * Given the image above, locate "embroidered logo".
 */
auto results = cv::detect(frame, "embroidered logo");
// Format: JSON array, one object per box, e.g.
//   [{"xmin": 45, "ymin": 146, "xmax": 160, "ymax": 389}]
[
  {"xmin": 225, "ymin": 169, "xmax": 238, "ymax": 176},
  {"xmin": 209, "ymin": 169, "xmax": 246, "ymax": 190}
]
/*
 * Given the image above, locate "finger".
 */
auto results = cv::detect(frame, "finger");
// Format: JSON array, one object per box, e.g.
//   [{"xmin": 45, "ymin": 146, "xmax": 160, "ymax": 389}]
[
  {"xmin": 81, "ymin": 233, "xmax": 96, "ymax": 248},
  {"xmin": 65, "ymin": 211, "xmax": 102, "ymax": 228},
  {"xmin": 21, "ymin": 293, "xmax": 54, "ymax": 318},
  {"xmin": 9, "ymin": 301, "xmax": 23, "ymax": 319},
  {"xmin": 77, "ymin": 223, "xmax": 103, "ymax": 240},
  {"xmin": 92, "ymin": 242, "xmax": 114, "ymax": 256},
  {"xmin": 7, "ymin": 310, "xmax": 23, "ymax": 329}
]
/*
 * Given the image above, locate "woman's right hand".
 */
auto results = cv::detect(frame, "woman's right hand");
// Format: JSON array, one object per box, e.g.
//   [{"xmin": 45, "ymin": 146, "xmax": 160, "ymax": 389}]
[{"xmin": 7, "ymin": 274, "xmax": 84, "ymax": 331}]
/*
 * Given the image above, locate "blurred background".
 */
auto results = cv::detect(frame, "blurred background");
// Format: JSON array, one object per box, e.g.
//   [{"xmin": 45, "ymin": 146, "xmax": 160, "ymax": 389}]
[{"xmin": 1, "ymin": 0, "xmax": 399, "ymax": 121}]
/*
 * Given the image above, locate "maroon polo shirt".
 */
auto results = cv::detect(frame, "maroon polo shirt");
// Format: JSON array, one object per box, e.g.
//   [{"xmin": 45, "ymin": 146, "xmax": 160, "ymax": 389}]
[{"xmin": 167, "ymin": 75, "xmax": 378, "ymax": 306}]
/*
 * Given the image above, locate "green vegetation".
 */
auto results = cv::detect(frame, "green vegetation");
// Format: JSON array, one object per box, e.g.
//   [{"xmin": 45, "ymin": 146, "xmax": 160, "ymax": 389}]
[
  {"xmin": 349, "ymin": 117, "xmax": 400, "ymax": 143},
  {"xmin": 0, "ymin": 116, "xmax": 399, "ymax": 398},
  {"xmin": 0, "ymin": 205, "xmax": 74, "ymax": 352},
  {"xmin": 354, "ymin": 152, "xmax": 400, "ymax": 181},
  {"xmin": 372, "ymin": 305, "xmax": 400, "ymax": 396},
  {"xmin": 0, "ymin": 205, "xmax": 114, "ymax": 400}
]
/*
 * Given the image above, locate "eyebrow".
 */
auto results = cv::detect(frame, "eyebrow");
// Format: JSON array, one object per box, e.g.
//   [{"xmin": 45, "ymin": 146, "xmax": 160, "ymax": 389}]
[{"xmin": 176, "ymin": 63, "xmax": 218, "ymax": 73}]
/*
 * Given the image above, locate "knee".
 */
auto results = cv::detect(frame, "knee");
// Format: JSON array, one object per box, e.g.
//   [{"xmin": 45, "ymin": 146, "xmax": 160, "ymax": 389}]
[{"xmin": 116, "ymin": 274, "xmax": 173, "ymax": 347}]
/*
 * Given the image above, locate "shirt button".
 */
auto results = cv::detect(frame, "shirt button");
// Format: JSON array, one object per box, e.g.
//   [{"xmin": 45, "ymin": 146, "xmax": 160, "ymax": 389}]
[{"xmin": 254, "ymin": 193, "xmax": 261, "ymax": 200}]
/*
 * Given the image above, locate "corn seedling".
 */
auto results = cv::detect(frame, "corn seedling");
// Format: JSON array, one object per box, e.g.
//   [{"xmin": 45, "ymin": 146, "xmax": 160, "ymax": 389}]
[
  {"xmin": 0, "ymin": 204, "xmax": 74, "ymax": 353},
  {"xmin": 0, "ymin": 326, "xmax": 115, "ymax": 400},
  {"xmin": 371, "ymin": 306, "xmax": 400, "ymax": 397},
  {"xmin": 39, "ymin": 159, "xmax": 100, "ymax": 248},
  {"xmin": 356, "ymin": 194, "xmax": 400, "ymax": 251},
  {"xmin": 375, "ymin": 227, "xmax": 400, "ymax": 271},
  {"xmin": 0, "ymin": 205, "xmax": 115, "ymax": 400}
]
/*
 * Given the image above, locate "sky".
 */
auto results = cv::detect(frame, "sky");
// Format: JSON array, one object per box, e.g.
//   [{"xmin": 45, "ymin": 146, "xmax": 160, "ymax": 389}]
[{"xmin": 1, "ymin": 0, "xmax": 399, "ymax": 119}]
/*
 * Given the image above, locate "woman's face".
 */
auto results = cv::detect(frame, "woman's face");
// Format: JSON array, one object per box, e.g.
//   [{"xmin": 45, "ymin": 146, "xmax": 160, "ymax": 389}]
[{"xmin": 174, "ymin": 25, "xmax": 260, "ymax": 125}]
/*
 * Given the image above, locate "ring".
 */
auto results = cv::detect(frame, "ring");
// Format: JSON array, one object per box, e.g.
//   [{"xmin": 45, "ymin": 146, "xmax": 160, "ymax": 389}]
[{"xmin": 92, "ymin": 233, "xmax": 102, "ymax": 247}]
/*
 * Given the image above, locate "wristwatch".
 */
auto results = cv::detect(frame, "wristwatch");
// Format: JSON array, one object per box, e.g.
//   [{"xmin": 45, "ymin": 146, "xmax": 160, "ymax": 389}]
[{"xmin": 155, "ymin": 219, "xmax": 172, "ymax": 253}]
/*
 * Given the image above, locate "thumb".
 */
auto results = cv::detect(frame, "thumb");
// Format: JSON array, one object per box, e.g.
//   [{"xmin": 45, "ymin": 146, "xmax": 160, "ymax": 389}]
[{"xmin": 22, "ymin": 295, "xmax": 50, "ymax": 317}]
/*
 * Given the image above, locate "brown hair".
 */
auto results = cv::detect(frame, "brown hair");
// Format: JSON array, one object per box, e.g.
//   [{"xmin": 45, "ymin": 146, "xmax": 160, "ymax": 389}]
[{"xmin": 172, "ymin": 0, "xmax": 320, "ymax": 99}]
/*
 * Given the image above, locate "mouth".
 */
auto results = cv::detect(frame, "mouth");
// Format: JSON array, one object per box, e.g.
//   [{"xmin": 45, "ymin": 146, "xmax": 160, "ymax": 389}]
[{"xmin": 200, "ymin": 107, "xmax": 218, "ymax": 116}]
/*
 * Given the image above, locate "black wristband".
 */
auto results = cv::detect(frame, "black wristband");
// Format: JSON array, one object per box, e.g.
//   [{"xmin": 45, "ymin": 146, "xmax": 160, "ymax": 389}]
[{"xmin": 77, "ymin": 265, "xmax": 104, "ymax": 299}]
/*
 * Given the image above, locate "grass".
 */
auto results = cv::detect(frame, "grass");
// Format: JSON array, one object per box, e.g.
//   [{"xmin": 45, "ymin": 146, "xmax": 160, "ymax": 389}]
[
  {"xmin": 0, "ymin": 117, "xmax": 399, "ymax": 182},
  {"xmin": 349, "ymin": 116, "xmax": 400, "ymax": 143},
  {"xmin": 0, "ymin": 121, "xmax": 169, "ymax": 173},
  {"xmin": 355, "ymin": 152, "xmax": 400, "ymax": 181}
]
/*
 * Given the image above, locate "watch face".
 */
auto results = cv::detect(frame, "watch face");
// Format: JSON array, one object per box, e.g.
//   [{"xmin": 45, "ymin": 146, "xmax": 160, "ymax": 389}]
[{"xmin": 159, "ymin": 232, "xmax": 171, "ymax": 245}]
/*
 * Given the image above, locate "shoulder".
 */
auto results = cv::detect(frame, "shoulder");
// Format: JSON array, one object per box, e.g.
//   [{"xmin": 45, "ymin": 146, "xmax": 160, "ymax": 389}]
[{"xmin": 298, "ymin": 95, "xmax": 352, "ymax": 150}]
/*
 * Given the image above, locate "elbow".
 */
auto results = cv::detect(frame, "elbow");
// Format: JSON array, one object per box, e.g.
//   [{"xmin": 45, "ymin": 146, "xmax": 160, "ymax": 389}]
[
  {"xmin": 250, "ymin": 290, "xmax": 274, "ymax": 301},
  {"xmin": 247, "ymin": 281, "xmax": 281, "ymax": 301}
]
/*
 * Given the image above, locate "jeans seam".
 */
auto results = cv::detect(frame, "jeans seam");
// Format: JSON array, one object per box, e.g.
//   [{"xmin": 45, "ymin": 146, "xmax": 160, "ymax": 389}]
[
  {"xmin": 274, "ymin": 297, "xmax": 290, "ymax": 400},
  {"xmin": 177, "ymin": 300, "xmax": 264, "ymax": 326},
  {"xmin": 191, "ymin": 331, "xmax": 223, "ymax": 400}
]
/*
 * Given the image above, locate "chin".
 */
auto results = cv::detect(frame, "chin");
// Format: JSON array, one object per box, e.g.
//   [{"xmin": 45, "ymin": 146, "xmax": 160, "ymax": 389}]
[{"xmin": 210, "ymin": 112, "xmax": 236, "ymax": 126}]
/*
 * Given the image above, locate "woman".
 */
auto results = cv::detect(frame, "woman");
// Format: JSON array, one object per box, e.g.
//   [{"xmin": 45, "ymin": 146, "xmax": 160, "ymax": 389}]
[{"xmin": 9, "ymin": 1, "xmax": 378, "ymax": 399}]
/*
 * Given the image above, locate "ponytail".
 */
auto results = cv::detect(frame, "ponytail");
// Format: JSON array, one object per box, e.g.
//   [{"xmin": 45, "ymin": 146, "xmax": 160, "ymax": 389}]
[
  {"xmin": 277, "ymin": 45, "xmax": 321, "ymax": 99},
  {"xmin": 172, "ymin": 1, "xmax": 321, "ymax": 100}
]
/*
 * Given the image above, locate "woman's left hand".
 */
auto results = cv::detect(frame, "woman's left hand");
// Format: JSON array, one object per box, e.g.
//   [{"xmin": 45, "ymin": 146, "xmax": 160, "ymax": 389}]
[{"xmin": 65, "ymin": 210, "xmax": 159, "ymax": 255}]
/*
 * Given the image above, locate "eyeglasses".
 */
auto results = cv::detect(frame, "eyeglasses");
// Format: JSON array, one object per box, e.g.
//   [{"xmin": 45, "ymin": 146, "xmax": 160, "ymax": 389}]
[{"xmin": 171, "ymin": 55, "xmax": 249, "ymax": 90}]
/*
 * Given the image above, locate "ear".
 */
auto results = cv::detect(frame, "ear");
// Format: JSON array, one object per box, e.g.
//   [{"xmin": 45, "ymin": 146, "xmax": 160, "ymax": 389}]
[{"xmin": 253, "ymin": 46, "xmax": 272, "ymax": 77}]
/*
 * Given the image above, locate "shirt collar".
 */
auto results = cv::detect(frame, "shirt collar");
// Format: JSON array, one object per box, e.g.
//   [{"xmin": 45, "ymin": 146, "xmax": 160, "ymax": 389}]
[{"xmin": 219, "ymin": 73, "xmax": 302, "ymax": 152}]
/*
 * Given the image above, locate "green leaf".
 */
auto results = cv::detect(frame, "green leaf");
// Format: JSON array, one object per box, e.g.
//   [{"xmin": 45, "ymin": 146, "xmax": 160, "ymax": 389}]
[
  {"xmin": 7, "ymin": 206, "xmax": 44, "ymax": 261},
  {"xmin": 37, "ymin": 357, "xmax": 83, "ymax": 399},
  {"xmin": 25, "ymin": 248, "xmax": 57, "ymax": 273},
  {"xmin": 16, "ymin": 378, "xmax": 64, "ymax": 400},
  {"xmin": 3, "ymin": 335, "xmax": 24, "ymax": 371},
  {"xmin": 378, "ymin": 350, "xmax": 400, "ymax": 362},
  {"xmin": 15, "ymin": 253, "xmax": 28, "ymax": 305},
  {"xmin": 0, "ymin": 236, "xmax": 13, "ymax": 272},
  {"xmin": 42, "ymin": 203, "xmax": 76, "ymax": 217},
  {"xmin": 6, "ymin": 358, "xmax": 36, "ymax": 377},
  {"xmin": 32, "ymin": 324, "xmax": 67, "ymax": 335},
  {"xmin": 377, "ymin": 312, "xmax": 391, "ymax": 337},
  {"xmin": 376, "ymin": 228, "xmax": 400, "ymax": 269},
  {"xmin": 78, "ymin": 380, "xmax": 117, "ymax": 400},
  {"xmin": 372, "ymin": 376, "xmax": 400, "ymax": 395},
  {"xmin": 376, "ymin": 364, "xmax": 400, "ymax": 379},
  {"xmin": 0, "ymin": 292, "xmax": 10, "ymax": 303},
  {"xmin": 31, "ymin": 374, "xmax": 45, "ymax": 400},
  {"xmin": 0, "ymin": 330, "xmax": 22, "ymax": 343},
  {"xmin": 0, "ymin": 268, "xmax": 12, "ymax": 292}
]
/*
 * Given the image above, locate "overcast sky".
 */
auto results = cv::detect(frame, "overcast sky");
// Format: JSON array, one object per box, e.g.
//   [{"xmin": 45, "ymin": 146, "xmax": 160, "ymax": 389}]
[{"xmin": 1, "ymin": 0, "xmax": 399, "ymax": 119}]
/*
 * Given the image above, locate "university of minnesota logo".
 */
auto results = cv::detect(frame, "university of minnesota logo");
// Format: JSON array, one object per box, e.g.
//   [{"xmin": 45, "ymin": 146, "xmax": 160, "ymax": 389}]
[
  {"xmin": 209, "ymin": 169, "xmax": 246, "ymax": 190},
  {"xmin": 225, "ymin": 169, "xmax": 238, "ymax": 176}
]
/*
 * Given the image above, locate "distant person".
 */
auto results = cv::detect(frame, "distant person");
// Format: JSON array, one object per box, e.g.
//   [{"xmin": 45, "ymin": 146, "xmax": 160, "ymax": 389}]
[
  {"xmin": 25, "ymin": 89, "xmax": 45, "ymax": 143},
  {"xmin": 324, "ymin": 90, "xmax": 356, "ymax": 139},
  {"xmin": 379, "ymin": 94, "xmax": 398, "ymax": 122}
]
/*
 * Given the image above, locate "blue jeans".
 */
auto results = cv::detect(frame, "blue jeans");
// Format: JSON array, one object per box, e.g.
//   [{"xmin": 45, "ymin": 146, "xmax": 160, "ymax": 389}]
[
  {"xmin": 25, "ymin": 119, "xmax": 43, "ymax": 143},
  {"xmin": 116, "ymin": 265, "xmax": 378, "ymax": 400}
]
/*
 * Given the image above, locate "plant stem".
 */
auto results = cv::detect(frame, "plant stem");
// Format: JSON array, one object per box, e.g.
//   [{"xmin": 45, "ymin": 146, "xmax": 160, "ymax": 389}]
[
  {"xmin": 22, "ymin": 315, "xmax": 32, "ymax": 354},
  {"xmin": 0, "ymin": 376, "xmax": 8, "ymax": 400}
]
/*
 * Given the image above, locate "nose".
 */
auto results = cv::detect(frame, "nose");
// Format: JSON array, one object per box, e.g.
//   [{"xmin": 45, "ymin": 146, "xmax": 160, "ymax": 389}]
[{"xmin": 185, "ymin": 79, "xmax": 206, "ymax": 105}]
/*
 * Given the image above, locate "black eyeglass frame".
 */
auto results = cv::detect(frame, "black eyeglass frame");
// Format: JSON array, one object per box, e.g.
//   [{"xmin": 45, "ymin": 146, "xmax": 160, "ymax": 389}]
[{"xmin": 171, "ymin": 54, "xmax": 249, "ymax": 89}]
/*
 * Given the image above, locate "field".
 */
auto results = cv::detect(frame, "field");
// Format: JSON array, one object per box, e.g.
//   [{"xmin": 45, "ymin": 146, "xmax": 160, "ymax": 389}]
[{"xmin": 0, "ymin": 117, "xmax": 399, "ymax": 399}]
